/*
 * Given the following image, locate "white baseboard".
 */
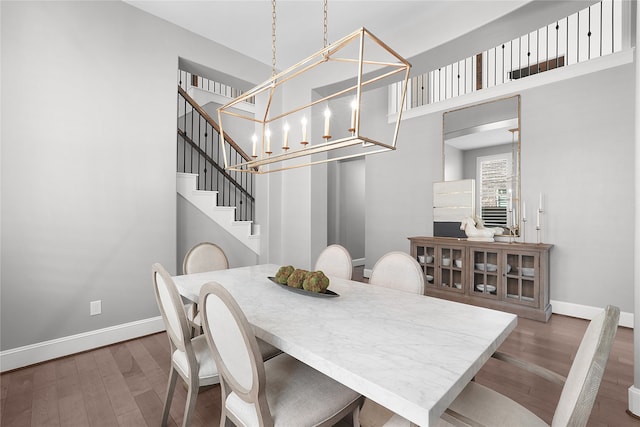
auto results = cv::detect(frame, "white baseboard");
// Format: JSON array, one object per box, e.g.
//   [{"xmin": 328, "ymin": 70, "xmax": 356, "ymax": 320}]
[
  {"xmin": 550, "ymin": 300, "xmax": 633, "ymax": 328},
  {"xmin": 0, "ymin": 316, "xmax": 165, "ymax": 373},
  {"xmin": 352, "ymin": 258, "xmax": 365, "ymax": 267}
]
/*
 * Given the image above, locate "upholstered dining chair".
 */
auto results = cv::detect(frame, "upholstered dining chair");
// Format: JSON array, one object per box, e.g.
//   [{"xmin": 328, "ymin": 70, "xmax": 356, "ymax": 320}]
[
  {"xmin": 199, "ymin": 281, "xmax": 364, "ymax": 427},
  {"xmin": 368, "ymin": 251, "xmax": 425, "ymax": 295},
  {"xmin": 182, "ymin": 242, "xmax": 229, "ymax": 335},
  {"xmin": 315, "ymin": 244, "xmax": 353, "ymax": 280},
  {"xmin": 183, "ymin": 242, "xmax": 229, "ymax": 274},
  {"xmin": 360, "ymin": 305, "xmax": 620, "ymax": 427},
  {"xmin": 152, "ymin": 263, "xmax": 220, "ymax": 427},
  {"xmin": 183, "ymin": 242, "xmax": 280, "ymax": 357}
]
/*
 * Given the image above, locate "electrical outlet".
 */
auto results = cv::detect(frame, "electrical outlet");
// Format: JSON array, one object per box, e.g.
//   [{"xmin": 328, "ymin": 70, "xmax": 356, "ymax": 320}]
[{"xmin": 90, "ymin": 300, "xmax": 102, "ymax": 316}]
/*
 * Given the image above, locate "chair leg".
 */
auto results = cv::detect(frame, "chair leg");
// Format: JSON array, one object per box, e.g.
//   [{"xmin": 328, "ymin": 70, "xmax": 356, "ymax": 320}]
[
  {"xmin": 187, "ymin": 303, "xmax": 202, "ymax": 337},
  {"xmin": 162, "ymin": 367, "xmax": 179, "ymax": 426},
  {"xmin": 222, "ymin": 413, "xmax": 234, "ymax": 427},
  {"xmin": 182, "ymin": 377, "xmax": 200, "ymax": 427},
  {"xmin": 352, "ymin": 404, "xmax": 361, "ymax": 427}
]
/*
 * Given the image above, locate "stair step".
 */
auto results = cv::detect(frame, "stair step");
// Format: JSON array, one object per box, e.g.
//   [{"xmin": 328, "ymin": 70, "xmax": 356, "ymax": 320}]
[
  {"xmin": 177, "ymin": 173, "xmax": 260, "ymax": 255},
  {"xmin": 192, "ymin": 189, "xmax": 219, "ymax": 197},
  {"xmin": 215, "ymin": 206, "xmax": 236, "ymax": 212}
]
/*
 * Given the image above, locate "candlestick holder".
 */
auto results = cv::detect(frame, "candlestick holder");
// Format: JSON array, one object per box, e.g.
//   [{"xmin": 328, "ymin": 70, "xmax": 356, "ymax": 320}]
[
  {"xmin": 536, "ymin": 208, "xmax": 544, "ymax": 243},
  {"xmin": 508, "ymin": 208, "xmax": 515, "ymax": 243},
  {"xmin": 282, "ymin": 145, "xmax": 290, "ymax": 151},
  {"xmin": 323, "ymin": 135, "xmax": 331, "ymax": 140},
  {"xmin": 300, "ymin": 140, "xmax": 309, "ymax": 146}
]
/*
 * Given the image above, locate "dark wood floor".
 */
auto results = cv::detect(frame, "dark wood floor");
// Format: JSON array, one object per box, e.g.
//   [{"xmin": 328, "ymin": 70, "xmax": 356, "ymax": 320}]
[{"xmin": 1, "ymin": 267, "xmax": 638, "ymax": 426}]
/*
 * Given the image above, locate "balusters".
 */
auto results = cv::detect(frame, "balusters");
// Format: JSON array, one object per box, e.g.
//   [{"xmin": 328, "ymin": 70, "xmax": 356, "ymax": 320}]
[{"xmin": 176, "ymin": 86, "xmax": 255, "ymax": 222}]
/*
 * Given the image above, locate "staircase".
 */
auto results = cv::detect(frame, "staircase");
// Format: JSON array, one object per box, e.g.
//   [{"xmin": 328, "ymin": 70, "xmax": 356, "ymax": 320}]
[
  {"xmin": 177, "ymin": 173, "xmax": 260, "ymax": 255},
  {"xmin": 177, "ymin": 77, "xmax": 260, "ymax": 255}
]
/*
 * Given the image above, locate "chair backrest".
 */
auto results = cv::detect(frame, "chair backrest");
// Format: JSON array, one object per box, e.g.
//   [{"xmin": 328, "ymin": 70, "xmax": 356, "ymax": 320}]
[
  {"xmin": 152, "ymin": 263, "xmax": 194, "ymax": 357},
  {"xmin": 369, "ymin": 251, "xmax": 425, "ymax": 295},
  {"xmin": 552, "ymin": 305, "xmax": 620, "ymax": 427},
  {"xmin": 314, "ymin": 244, "xmax": 353, "ymax": 280},
  {"xmin": 199, "ymin": 282, "xmax": 272, "ymax": 424},
  {"xmin": 183, "ymin": 242, "xmax": 229, "ymax": 275}
]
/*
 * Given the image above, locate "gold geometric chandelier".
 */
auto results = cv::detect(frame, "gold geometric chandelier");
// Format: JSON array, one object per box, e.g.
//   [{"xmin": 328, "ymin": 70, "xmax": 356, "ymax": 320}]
[{"xmin": 217, "ymin": 0, "xmax": 411, "ymax": 174}]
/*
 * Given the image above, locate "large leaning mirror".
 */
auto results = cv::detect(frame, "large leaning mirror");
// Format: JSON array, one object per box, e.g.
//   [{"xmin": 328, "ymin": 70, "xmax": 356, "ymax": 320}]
[{"xmin": 442, "ymin": 95, "xmax": 520, "ymax": 237}]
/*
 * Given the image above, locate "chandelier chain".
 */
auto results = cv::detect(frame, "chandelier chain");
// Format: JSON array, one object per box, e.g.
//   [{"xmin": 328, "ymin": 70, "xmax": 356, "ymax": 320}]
[
  {"xmin": 271, "ymin": 0, "xmax": 277, "ymax": 76},
  {"xmin": 323, "ymin": 0, "xmax": 328, "ymax": 48}
]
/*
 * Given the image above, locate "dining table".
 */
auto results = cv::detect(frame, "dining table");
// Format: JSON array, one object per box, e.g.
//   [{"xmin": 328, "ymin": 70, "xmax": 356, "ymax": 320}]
[{"xmin": 172, "ymin": 263, "xmax": 517, "ymax": 426}]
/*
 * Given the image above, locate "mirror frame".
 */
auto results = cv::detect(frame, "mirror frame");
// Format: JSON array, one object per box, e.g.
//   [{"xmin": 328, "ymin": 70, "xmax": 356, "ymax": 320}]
[{"xmin": 442, "ymin": 95, "xmax": 521, "ymax": 236}]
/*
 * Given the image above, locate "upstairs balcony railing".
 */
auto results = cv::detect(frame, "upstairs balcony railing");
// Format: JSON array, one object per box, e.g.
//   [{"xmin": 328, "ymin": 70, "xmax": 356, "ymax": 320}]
[
  {"xmin": 177, "ymin": 84, "xmax": 255, "ymax": 222},
  {"xmin": 390, "ymin": 0, "xmax": 626, "ymax": 112}
]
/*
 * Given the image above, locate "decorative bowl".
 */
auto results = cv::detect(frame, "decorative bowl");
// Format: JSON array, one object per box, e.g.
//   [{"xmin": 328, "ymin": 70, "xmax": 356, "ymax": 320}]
[
  {"xmin": 425, "ymin": 255, "xmax": 434, "ymax": 263},
  {"xmin": 453, "ymin": 283, "xmax": 462, "ymax": 289},
  {"xmin": 476, "ymin": 263, "xmax": 498, "ymax": 272},
  {"xmin": 476, "ymin": 284, "xmax": 497, "ymax": 293},
  {"xmin": 454, "ymin": 259, "xmax": 462, "ymax": 268},
  {"xmin": 521, "ymin": 267, "xmax": 535, "ymax": 277},
  {"xmin": 442, "ymin": 258, "xmax": 451, "ymax": 267},
  {"xmin": 426, "ymin": 275, "xmax": 433, "ymax": 282},
  {"xmin": 268, "ymin": 277, "xmax": 338, "ymax": 297}
]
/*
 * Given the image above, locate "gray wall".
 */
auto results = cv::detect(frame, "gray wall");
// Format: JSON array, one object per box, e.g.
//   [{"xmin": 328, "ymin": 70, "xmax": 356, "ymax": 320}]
[
  {"xmin": 364, "ymin": 93, "xmax": 443, "ymax": 268},
  {"xmin": 177, "ymin": 196, "xmax": 258, "ymax": 271},
  {"xmin": 0, "ymin": 1, "xmax": 270, "ymax": 351},
  {"xmin": 362, "ymin": 62, "xmax": 635, "ymax": 313},
  {"xmin": 327, "ymin": 158, "xmax": 366, "ymax": 261},
  {"xmin": 521, "ymin": 65, "xmax": 635, "ymax": 308}
]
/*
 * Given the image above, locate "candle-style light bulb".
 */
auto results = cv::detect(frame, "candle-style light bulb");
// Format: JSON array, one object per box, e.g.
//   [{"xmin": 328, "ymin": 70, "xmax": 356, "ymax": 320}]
[
  {"xmin": 265, "ymin": 128, "xmax": 272, "ymax": 154},
  {"xmin": 323, "ymin": 107, "xmax": 331, "ymax": 139},
  {"xmin": 282, "ymin": 122, "xmax": 290, "ymax": 150},
  {"xmin": 251, "ymin": 134, "xmax": 257, "ymax": 157},
  {"xmin": 350, "ymin": 98, "xmax": 358, "ymax": 132},
  {"xmin": 301, "ymin": 116, "xmax": 308, "ymax": 145},
  {"xmin": 522, "ymin": 201, "xmax": 526, "ymax": 221}
]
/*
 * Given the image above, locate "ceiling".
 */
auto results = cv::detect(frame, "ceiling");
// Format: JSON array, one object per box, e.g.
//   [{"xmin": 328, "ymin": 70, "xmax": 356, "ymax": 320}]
[
  {"xmin": 445, "ymin": 123, "xmax": 517, "ymax": 151},
  {"xmin": 125, "ymin": 1, "xmax": 531, "ymax": 70}
]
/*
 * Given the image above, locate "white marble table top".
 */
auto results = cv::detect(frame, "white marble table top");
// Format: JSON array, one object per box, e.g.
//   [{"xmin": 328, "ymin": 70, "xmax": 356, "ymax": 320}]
[{"xmin": 172, "ymin": 264, "xmax": 517, "ymax": 426}]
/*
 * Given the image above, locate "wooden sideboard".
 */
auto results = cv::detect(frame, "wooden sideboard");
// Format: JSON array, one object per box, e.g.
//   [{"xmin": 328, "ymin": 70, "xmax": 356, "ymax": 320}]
[{"xmin": 409, "ymin": 236, "xmax": 553, "ymax": 322}]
